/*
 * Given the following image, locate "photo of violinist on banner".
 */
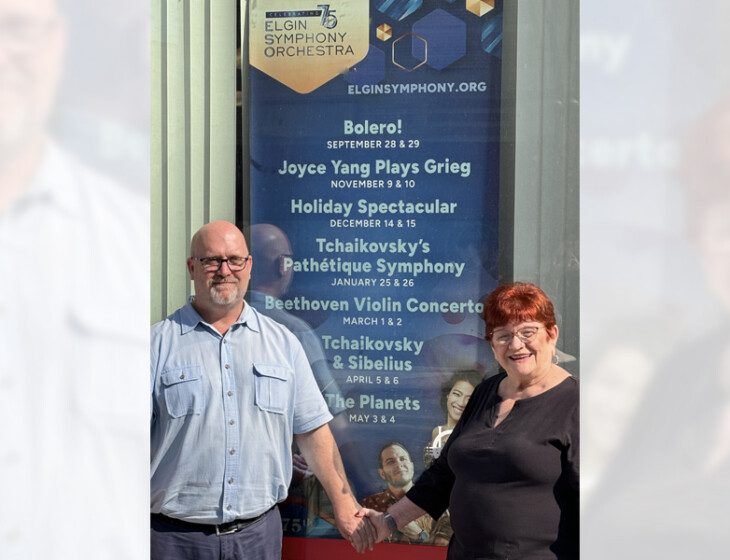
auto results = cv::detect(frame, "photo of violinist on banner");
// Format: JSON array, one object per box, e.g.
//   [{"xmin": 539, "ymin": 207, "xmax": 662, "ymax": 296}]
[{"xmin": 424, "ymin": 370, "xmax": 483, "ymax": 546}]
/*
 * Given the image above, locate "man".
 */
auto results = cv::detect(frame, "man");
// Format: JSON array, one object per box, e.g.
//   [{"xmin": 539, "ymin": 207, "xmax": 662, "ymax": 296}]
[
  {"xmin": 361, "ymin": 442, "xmax": 432, "ymax": 544},
  {"xmin": 151, "ymin": 221, "xmax": 374, "ymax": 559}
]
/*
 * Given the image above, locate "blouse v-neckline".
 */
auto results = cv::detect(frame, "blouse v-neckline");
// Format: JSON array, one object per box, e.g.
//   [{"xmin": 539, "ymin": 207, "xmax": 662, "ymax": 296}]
[{"xmin": 489, "ymin": 373, "xmax": 572, "ymax": 428}]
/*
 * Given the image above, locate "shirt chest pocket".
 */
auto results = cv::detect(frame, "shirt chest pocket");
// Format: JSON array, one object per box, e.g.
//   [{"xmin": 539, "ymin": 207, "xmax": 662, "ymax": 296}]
[
  {"xmin": 253, "ymin": 364, "xmax": 292, "ymax": 415},
  {"xmin": 160, "ymin": 366, "xmax": 204, "ymax": 418}
]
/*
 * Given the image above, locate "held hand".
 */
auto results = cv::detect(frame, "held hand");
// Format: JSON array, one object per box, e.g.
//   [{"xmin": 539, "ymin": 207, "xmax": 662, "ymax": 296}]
[
  {"xmin": 336, "ymin": 505, "xmax": 378, "ymax": 553},
  {"xmin": 355, "ymin": 508, "xmax": 391, "ymax": 543}
]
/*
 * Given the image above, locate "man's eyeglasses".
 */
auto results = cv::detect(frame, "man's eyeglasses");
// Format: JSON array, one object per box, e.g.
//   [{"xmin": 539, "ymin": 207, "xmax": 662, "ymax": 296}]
[
  {"xmin": 491, "ymin": 326, "xmax": 543, "ymax": 346},
  {"xmin": 193, "ymin": 256, "xmax": 251, "ymax": 272}
]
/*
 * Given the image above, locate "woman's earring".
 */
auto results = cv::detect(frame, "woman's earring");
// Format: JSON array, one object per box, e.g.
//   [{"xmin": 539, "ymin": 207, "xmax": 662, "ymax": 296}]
[{"xmin": 552, "ymin": 353, "xmax": 559, "ymax": 365}]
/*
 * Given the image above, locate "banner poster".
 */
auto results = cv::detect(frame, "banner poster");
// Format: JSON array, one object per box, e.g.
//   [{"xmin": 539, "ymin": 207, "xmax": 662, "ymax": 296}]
[{"xmin": 248, "ymin": 0, "xmax": 503, "ymax": 545}]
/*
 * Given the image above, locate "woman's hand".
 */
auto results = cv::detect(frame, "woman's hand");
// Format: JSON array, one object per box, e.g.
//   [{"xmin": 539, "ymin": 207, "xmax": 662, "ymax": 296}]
[
  {"xmin": 355, "ymin": 508, "xmax": 391, "ymax": 543},
  {"xmin": 335, "ymin": 504, "xmax": 378, "ymax": 553}
]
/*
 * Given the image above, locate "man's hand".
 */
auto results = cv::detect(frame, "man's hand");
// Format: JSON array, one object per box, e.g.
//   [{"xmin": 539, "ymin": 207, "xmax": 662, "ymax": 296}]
[
  {"xmin": 355, "ymin": 508, "xmax": 391, "ymax": 543},
  {"xmin": 293, "ymin": 426, "xmax": 376, "ymax": 552},
  {"xmin": 336, "ymin": 505, "xmax": 378, "ymax": 553}
]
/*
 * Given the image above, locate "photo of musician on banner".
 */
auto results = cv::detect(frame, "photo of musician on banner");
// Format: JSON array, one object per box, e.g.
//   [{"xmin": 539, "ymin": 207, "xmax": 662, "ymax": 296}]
[
  {"xmin": 424, "ymin": 371, "xmax": 483, "ymax": 546},
  {"xmin": 361, "ymin": 442, "xmax": 433, "ymax": 544}
]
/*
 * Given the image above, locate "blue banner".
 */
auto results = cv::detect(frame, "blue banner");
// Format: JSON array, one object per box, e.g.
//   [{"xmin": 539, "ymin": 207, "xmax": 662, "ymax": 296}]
[{"xmin": 248, "ymin": 0, "xmax": 503, "ymax": 543}]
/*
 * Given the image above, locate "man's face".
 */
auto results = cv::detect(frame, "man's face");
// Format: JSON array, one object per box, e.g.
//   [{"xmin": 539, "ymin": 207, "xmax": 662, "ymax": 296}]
[
  {"xmin": 187, "ymin": 225, "xmax": 251, "ymax": 309},
  {"xmin": 0, "ymin": 0, "xmax": 64, "ymax": 161},
  {"xmin": 378, "ymin": 445, "xmax": 414, "ymax": 489}
]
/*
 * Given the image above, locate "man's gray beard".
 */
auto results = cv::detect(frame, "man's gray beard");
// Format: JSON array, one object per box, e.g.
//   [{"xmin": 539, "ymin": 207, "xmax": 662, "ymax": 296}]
[{"xmin": 209, "ymin": 284, "xmax": 242, "ymax": 305}]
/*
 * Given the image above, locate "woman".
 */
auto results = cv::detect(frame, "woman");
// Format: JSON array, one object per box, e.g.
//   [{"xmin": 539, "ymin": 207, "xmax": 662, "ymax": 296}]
[
  {"xmin": 360, "ymin": 283, "xmax": 578, "ymax": 559},
  {"xmin": 430, "ymin": 371, "xmax": 483, "ymax": 452}
]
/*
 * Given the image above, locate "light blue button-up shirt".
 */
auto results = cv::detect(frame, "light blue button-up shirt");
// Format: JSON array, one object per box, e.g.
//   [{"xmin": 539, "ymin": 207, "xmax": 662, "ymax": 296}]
[{"xmin": 151, "ymin": 301, "xmax": 332, "ymax": 523}]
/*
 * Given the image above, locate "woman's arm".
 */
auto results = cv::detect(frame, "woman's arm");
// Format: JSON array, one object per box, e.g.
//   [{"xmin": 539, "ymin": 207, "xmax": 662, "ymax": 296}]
[{"xmin": 389, "ymin": 497, "xmax": 429, "ymax": 530}]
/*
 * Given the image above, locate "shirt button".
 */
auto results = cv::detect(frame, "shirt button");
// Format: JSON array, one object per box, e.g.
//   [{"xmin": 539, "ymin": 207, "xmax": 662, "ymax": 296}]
[
  {"xmin": 228, "ymin": 478, "xmax": 234, "ymax": 484},
  {"xmin": 229, "ymin": 419, "xmax": 235, "ymax": 425},
  {"xmin": 179, "ymin": 373, "xmax": 185, "ymax": 380},
  {"xmin": 229, "ymin": 448, "xmax": 236, "ymax": 455},
  {"xmin": 227, "ymin": 391, "xmax": 233, "ymax": 396},
  {"xmin": 227, "ymin": 505, "xmax": 232, "ymax": 511},
  {"xmin": 225, "ymin": 364, "xmax": 230, "ymax": 369},
  {"xmin": 223, "ymin": 340, "xmax": 228, "ymax": 344}
]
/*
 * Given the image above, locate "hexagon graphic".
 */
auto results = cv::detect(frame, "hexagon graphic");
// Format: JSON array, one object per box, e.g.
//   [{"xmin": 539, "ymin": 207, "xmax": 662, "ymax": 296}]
[
  {"xmin": 343, "ymin": 45, "xmax": 386, "ymax": 85},
  {"xmin": 376, "ymin": 23, "xmax": 393, "ymax": 41},
  {"xmin": 466, "ymin": 0, "xmax": 495, "ymax": 17},
  {"xmin": 376, "ymin": 0, "xmax": 423, "ymax": 21},
  {"xmin": 249, "ymin": 1, "xmax": 369, "ymax": 94},
  {"xmin": 392, "ymin": 33, "xmax": 428, "ymax": 72},
  {"xmin": 413, "ymin": 9, "xmax": 466, "ymax": 70}
]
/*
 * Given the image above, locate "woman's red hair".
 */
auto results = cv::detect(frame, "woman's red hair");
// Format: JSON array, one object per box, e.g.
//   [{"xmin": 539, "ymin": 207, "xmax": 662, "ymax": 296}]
[{"xmin": 482, "ymin": 282, "xmax": 556, "ymax": 338}]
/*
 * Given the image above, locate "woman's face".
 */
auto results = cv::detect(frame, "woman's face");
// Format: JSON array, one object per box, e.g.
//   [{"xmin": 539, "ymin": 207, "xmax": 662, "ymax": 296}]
[
  {"xmin": 490, "ymin": 320, "xmax": 558, "ymax": 381},
  {"xmin": 446, "ymin": 380, "xmax": 474, "ymax": 423}
]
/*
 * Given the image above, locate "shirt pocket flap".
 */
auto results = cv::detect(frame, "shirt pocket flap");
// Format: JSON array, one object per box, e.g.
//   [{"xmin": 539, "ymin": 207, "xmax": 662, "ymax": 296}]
[
  {"xmin": 159, "ymin": 366, "xmax": 204, "ymax": 417},
  {"xmin": 253, "ymin": 363, "xmax": 291, "ymax": 414},
  {"xmin": 253, "ymin": 363, "xmax": 291, "ymax": 382},
  {"xmin": 161, "ymin": 367, "xmax": 202, "ymax": 387}
]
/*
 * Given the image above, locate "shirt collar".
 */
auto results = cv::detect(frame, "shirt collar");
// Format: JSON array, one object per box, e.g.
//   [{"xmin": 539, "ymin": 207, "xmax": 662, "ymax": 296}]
[
  {"xmin": 241, "ymin": 301, "xmax": 261, "ymax": 333},
  {"xmin": 179, "ymin": 297, "xmax": 260, "ymax": 334}
]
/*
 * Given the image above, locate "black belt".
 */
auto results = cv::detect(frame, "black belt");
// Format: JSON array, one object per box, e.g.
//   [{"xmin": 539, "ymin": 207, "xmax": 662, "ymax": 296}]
[{"xmin": 152, "ymin": 507, "xmax": 273, "ymax": 536}]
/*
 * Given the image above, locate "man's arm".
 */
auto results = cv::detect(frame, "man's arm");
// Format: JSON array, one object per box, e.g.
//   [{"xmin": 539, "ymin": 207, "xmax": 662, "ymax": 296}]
[{"xmin": 295, "ymin": 423, "xmax": 376, "ymax": 552}]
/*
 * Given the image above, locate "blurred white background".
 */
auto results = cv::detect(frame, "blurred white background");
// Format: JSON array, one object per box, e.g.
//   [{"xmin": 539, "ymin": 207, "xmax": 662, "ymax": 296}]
[
  {"xmin": 581, "ymin": 1, "xmax": 730, "ymax": 557},
  {"xmin": 0, "ymin": 0, "xmax": 148, "ymax": 558}
]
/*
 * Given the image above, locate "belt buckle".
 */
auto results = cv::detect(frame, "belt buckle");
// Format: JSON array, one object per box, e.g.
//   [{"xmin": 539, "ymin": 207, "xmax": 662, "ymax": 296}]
[{"xmin": 215, "ymin": 522, "xmax": 240, "ymax": 536}]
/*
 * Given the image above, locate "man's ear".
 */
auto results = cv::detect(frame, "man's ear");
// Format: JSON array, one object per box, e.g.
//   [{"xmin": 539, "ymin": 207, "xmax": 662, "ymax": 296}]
[
  {"xmin": 187, "ymin": 257, "xmax": 194, "ymax": 279},
  {"xmin": 378, "ymin": 468, "xmax": 386, "ymax": 481},
  {"xmin": 278, "ymin": 255, "xmax": 289, "ymax": 278}
]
